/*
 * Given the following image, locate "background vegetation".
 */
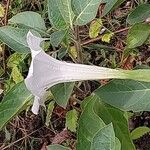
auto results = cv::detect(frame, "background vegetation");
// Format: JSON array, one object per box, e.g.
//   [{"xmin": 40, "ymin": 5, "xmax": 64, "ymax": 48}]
[{"xmin": 0, "ymin": 0, "xmax": 150, "ymax": 149}]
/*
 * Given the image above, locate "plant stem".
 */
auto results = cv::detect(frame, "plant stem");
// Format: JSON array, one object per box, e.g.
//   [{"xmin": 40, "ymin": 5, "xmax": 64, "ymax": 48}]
[
  {"xmin": 74, "ymin": 26, "xmax": 83, "ymax": 63},
  {"xmin": 81, "ymin": 27, "xmax": 129, "ymax": 46}
]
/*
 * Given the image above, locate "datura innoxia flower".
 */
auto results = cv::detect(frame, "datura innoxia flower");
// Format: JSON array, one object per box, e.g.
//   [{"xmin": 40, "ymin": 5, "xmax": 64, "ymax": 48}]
[{"xmin": 25, "ymin": 31, "xmax": 150, "ymax": 114}]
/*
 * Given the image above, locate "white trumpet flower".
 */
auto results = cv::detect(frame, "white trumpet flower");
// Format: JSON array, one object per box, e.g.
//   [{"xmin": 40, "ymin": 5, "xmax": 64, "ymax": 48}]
[{"xmin": 25, "ymin": 31, "xmax": 150, "ymax": 114}]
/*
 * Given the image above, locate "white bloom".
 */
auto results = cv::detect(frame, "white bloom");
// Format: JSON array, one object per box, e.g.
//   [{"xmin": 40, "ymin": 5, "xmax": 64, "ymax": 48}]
[{"xmin": 25, "ymin": 31, "xmax": 149, "ymax": 114}]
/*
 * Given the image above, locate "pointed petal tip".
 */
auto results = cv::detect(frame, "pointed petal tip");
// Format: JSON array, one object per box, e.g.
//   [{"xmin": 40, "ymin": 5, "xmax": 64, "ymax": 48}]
[
  {"xmin": 31, "ymin": 96, "xmax": 40, "ymax": 115},
  {"xmin": 26, "ymin": 31, "xmax": 43, "ymax": 55},
  {"xmin": 27, "ymin": 30, "xmax": 34, "ymax": 39}
]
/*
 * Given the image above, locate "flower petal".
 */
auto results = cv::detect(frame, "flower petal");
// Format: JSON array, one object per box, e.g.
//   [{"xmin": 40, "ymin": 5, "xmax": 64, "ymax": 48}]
[{"xmin": 25, "ymin": 31, "xmax": 125, "ymax": 114}]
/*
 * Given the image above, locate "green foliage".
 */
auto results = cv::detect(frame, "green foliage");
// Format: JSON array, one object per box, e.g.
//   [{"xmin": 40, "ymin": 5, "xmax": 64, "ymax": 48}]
[
  {"xmin": 0, "ymin": 82, "xmax": 32, "ymax": 130},
  {"xmin": 94, "ymin": 98, "xmax": 135, "ymax": 150},
  {"xmin": 72, "ymin": 0, "xmax": 102, "ymax": 25},
  {"xmin": 48, "ymin": 0, "xmax": 74, "ymax": 29},
  {"xmin": 127, "ymin": 4, "xmax": 150, "ymax": 25},
  {"xmin": 50, "ymin": 30, "xmax": 68, "ymax": 47},
  {"xmin": 95, "ymin": 80, "xmax": 150, "ymax": 112},
  {"xmin": 102, "ymin": 0, "xmax": 125, "ymax": 16},
  {"xmin": 127, "ymin": 23, "xmax": 150, "ymax": 49},
  {"xmin": 69, "ymin": 46, "xmax": 78, "ymax": 59},
  {"xmin": 47, "ymin": 144, "xmax": 71, "ymax": 150},
  {"xmin": 115, "ymin": 138, "xmax": 121, "ymax": 150},
  {"xmin": 7, "ymin": 53, "xmax": 25, "ymax": 68},
  {"xmin": 89, "ymin": 19, "xmax": 103, "ymax": 38},
  {"xmin": 77, "ymin": 96, "xmax": 105, "ymax": 150},
  {"xmin": 0, "ymin": 26, "xmax": 29, "ymax": 53},
  {"xmin": 66, "ymin": 109, "xmax": 78, "ymax": 132},
  {"xmin": 131, "ymin": 127, "xmax": 150, "ymax": 140},
  {"xmin": 11, "ymin": 66, "xmax": 24, "ymax": 84},
  {"xmin": 9, "ymin": 11, "xmax": 47, "ymax": 31},
  {"xmin": 0, "ymin": 0, "xmax": 150, "ymax": 149},
  {"xmin": 0, "ymin": 4, "xmax": 5, "ymax": 17},
  {"xmin": 77, "ymin": 96, "xmax": 135, "ymax": 150},
  {"xmin": 101, "ymin": 32, "xmax": 114, "ymax": 43},
  {"xmin": 45, "ymin": 101, "xmax": 55, "ymax": 126},
  {"xmin": 90, "ymin": 123, "xmax": 116, "ymax": 150},
  {"xmin": 51, "ymin": 82, "xmax": 75, "ymax": 108}
]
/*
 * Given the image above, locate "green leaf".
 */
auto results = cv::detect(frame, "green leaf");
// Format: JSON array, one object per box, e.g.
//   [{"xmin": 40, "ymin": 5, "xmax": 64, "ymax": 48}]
[
  {"xmin": 72, "ymin": 0, "xmax": 102, "ymax": 25},
  {"xmin": 102, "ymin": 0, "xmax": 125, "ymax": 16},
  {"xmin": 11, "ymin": 66, "xmax": 24, "ymax": 84},
  {"xmin": 0, "ymin": 82, "xmax": 32, "ymax": 130},
  {"xmin": 66, "ymin": 109, "xmax": 78, "ymax": 132},
  {"xmin": 50, "ymin": 30, "xmax": 68, "ymax": 47},
  {"xmin": 58, "ymin": 47, "xmax": 68, "ymax": 59},
  {"xmin": 131, "ymin": 126, "xmax": 150, "ymax": 140},
  {"xmin": 77, "ymin": 96, "xmax": 105, "ymax": 150},
  {"xmin": 48, "ymin": 0, "xmax": 75, "ymax": 29},
  {"xmin": 45, "ymin": 101, "xmax": 55, "ymax": 126},
  {"xmin": 101, "ymin": 32, "xmax": 114, "ymax": 43},
  {"xmin": 0, "ymin": 26, "xmax": 29, "ymax": 53},
  {"xmin": 95, "ymin": 98, "xmax": 135, "ymax": 150},
  {"xmin": 7, "ymin": 53, "xmax": 26, "ymax": 68},
  {"xmin": 115, "ymin": 137, "xmax": 121, "ymax": 150},
  {"xmin": 95, "ymin": 79, "xmax": 150, "ymax": 112},
  {"xmin": 51, "ymin": 82, "xmax": 75, "ymax": 108},
  {"xmin": 91, "ymin": 123, "xmax": 116, "ymax": 150},
  {"xmin": 9, "ymin": 11, "xmax": 46, "ymax": 31},
  {"xmin": 127, "ymin": 4, "xmax": 150, "ymax": 25},
  {"xmin": 127, "ymin": 23, "xmax": 150, "ymax": 49},
  {"xmin": 89, "ymin": 19, "xmax": 103, "ymax": 38},
  {"xmin": 47, "ymin": 144, "xmax": 71, "ymax": 150},
  {"xmin": 69, "ymin": 46, "xmax": 78, "ymax": 59},
  {"xmin": 0, "ymin": 4, "xmax": 5, "ymax": 17}
]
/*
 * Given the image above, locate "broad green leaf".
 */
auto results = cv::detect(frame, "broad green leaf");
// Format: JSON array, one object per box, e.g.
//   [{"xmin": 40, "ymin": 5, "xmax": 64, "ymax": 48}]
[
  {"xmin": 77, "ymin": 96, "xmax": 105, "ymax": 150},
  {"xmin": 102, "ymin": 32, "xmax": 114, "ymax": 43},
  {"xmin": 0, "ymin": 26, "xmax": 29, "ymax": 53},
  {"xmin": 115, "ymin": 137, "xmax": 121, "ymax": 150},
  {"xmin": 89, "ymin": 19, "xmax": 103, "ymax": 38},
  {"xmin": 4, "ymin": 78, "xmax": 15, "ymax": 92},
  {"xmin": 91, "ymin": 123, "xmax": 116, "ymax": 150},
  {"xmin": 66, "ymin": 109, "xmax": 78, "ymax": 132},
  {"xmin": 7, "ymin": 53, "xmax": 26, "ymax": 68},
  {"xmin": 50, "ymin": 30, "xmax": 67, "ymax": 47},
  {"xmin": 47, "ymin": 144, "xmax": 71, "ymax": 150},
  {"xmin": 102, "ymin": 0, "xmax": 125, "ymax": 16},
  {"xmin": 9, "ymin": 11, "xmax": 46, "ymax": 31},
  {"xmin": 94, "ymin": 98, "xmax": 135, "ymax": 150},
  {"xmin": 127, "ymin": 23, "xmax": 150, "ymax": 49},
  {"xmin": 0, "ymin": 82, "xmax": 32, "ymax": 130},
  {"xmin": 48, "ymin": 0, "xmax": 75, "ymax": 29},
  {"xmin": 0, "ymin": 4, "xmax": 5, "ymax": 17},
  {"xmin": 72, "ymin": 0, "xmax": 102, "ymax": 25},
  {"xmin": 51, "ymin": 82, "xmax": 75, "ymax": 108},
  {"xmin": 95, "ymin": 80, "xmax": 150, "ymax": 112},
  {"xmin": 11, "ymin": 66, "xmax": 24, "ymax": 84},
  {"xmin": 131, "ymin": 126, "xmax": 150, "ymax": 140},
  {"xmin": 127, "ymin": 4, "xmax": 150, "ymax": 25},
  {"xmin": 58, "ymin": 47, "xmax": 68, "ymax": 59}
]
